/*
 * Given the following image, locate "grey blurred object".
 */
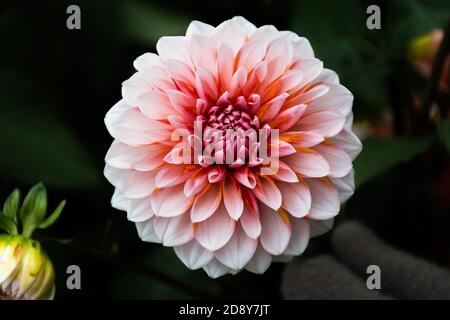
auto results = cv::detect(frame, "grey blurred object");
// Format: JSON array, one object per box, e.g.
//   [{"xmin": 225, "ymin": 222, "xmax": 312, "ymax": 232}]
[{"xmin": 282, "ymin": 222, "xmax": 450, "ymax": 300}]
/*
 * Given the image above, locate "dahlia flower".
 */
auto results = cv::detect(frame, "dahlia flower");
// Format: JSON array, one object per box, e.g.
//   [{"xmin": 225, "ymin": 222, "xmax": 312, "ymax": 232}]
[{"xmin": 104, "ymin": 16, "xmax": 362, "ymax": 277}]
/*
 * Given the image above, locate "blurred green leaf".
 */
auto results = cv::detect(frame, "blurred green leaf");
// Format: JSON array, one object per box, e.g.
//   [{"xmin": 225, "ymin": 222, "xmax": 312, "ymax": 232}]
[
  {"xmin": 0, "ymin": 107, "xmax": 101, "ymax": 188},
  {"xmin": 20, "ymin": 183, "xmax": 47, "ymax": 237},
  {"xmin": 290, "ymin": 0, "xmax": 389, "ymax": 115},
  {"xmin": 121, "ymin": 1, "xmax": 191, "ymax": 45},
  {"xmin": 354, "ymin": 136, "xmax": 433, "ymax": 186},
  {"xmin": 437, "ymin": 119, "xmax": 450, "ymax": 152},
  {"xmin": 2, "ymin": 188, "xmax": 21, "ymax": 224}
]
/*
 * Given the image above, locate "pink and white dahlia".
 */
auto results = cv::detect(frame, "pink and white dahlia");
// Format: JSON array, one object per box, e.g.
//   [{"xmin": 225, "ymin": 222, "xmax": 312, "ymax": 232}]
[{"xmin": 104, "ymin": 16, "xmax": 362, "ymax": 278}]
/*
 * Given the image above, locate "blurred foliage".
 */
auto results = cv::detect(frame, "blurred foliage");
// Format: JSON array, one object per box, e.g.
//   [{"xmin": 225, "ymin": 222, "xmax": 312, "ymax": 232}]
[
  {"xmin": 0, "ymin": 0, "xmax": 449, "ymax": 299},
  {"xmin": 354, "ymin": 136, "xmax": 433, "ymax": 186}
]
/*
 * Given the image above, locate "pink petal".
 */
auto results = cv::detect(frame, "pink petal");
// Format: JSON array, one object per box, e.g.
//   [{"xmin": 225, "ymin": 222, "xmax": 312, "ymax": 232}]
[
  {"xmin": 155, "ymin": 165, "xmax": 191, "ymax": 188},
  {"xmin": 217, "ymin": 44, "xmax": 235, "ymax": 91},
  {"xmin": 278, "ymin": 180, "xmax": 311, "ymax": 218},
  {"xmin": 259, "ymin": 205, "xmax": 291, "ymax": 255},
  {"xmin": 239, "ymin": 205, "xmax": 261, "ymax": 239},
  {"xmin": 174, "ymin": 240, "xmax": 214, "ymax": 270},
  {"xmin": 150, "ymin": 184, "xmax": 193, "ymax": 217},
  {"xmin": 154, "ymin": 214, "xmax": 194, "ymax": 247},
  {"xmin": 278, "ymin": 69, "xmax": 304, "ymax": 93},
  {"xmin": 166, "ymin": 89, "xmax": 196, "ymax": 115},
  {"xmin": 268, "ymin": 104, "xmax": 307, "ymax": 132},
  {"xmin": 256, "ymin": 93, "xmax": 289, "ymax": 123},
  {"xmin": 283, "ymin": 149, "xmax": 330, "ymax": 178},
  {"xmin": 184, "ymin": 169, "xmax": 209, "ymax": 197},
  {"xmin": 290, "ymin": 58, "xmax": 323, "ymax": 90},
  {"xmin": 292, "ymin": 111, "xmax": 345, "ymax": 138},
  {"xmin": 236, "ymin": 38, "xmax": 267, "ymax": 71},
  {"xmin": 166, "ymin": 59, "xmax": 196, "ymax": 86},
  {"xmin": 190, "ymin": 183, "xmax": 222, "ymax": 223},
  {"xmin": 105, "ymin": 141, "xmax": 160, "ymax": 170},
  {"xmin": 121, "ymin": 170, "xmax": 157, "ymax": 199},
  {"xmin": 105, "ymin": 100, "xmax": 172, "ymax": 146},
  {"xmin": 215, "ymin": 225, "xmax": 257, "ymax": 270},
  {"xmin": 305, "ymin": 178, "xmax": 340, "ymax": 220},
  {"xmin": 190, "ymin": 34, "xmax": 217, "ymax": 74},
  {"xmin": 252, "ymin": 176, "xmax": 282, "ymax": 210},
  {"xmin": 223, "ymin": 178, "xmax": 244, "ymax": 220},
  {"xmin": 279, "ymin": 131, "xmax": 324, "ymax": 148},
  {"xmin": 264, "ymin": 36, "xmax": 294, "ymax": 83},
  {"xmin": 194, "ymin": 204, "xmax": 235, "ymax": 251},
  {"xmin": 235, "ymin": 167, "xmax": 256, "ymax": 189},
  {"xmin": 196, "ymin": 67, "xmax": 219, "ymax": 103},
  {"xmin": 305, "ymin": 83, "xmax": 353, "ymax": 117},
  {"xmin": 136, "ymin": 90, "xmax": 175, "ymax": 120},
  {"xmin": 270, "ymin": 160, "xmax": 299, "ymax": 183}
]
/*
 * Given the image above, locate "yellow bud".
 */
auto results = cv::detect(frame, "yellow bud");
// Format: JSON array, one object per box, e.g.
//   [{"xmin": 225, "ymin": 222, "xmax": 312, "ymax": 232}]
[{"xmin": 0, "ymin": 235, "xmax": 55, "ymax": 300}]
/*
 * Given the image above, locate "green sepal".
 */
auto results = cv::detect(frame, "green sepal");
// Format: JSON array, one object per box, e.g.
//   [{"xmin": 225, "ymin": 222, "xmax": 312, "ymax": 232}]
[
  {"xmin": 20, "ymin": 183, "xmax": 48, "ymax": 238},
  {"xmin": 0, "ymin": 212, "xmax": 18, "ymax": 235},
  {"xmin": 3, "ymin": 188, "xmax": 21, "ymax": 224},
  {"xmin": 38, "ymin": 200, "xmax": 66, "ymax": 230}
]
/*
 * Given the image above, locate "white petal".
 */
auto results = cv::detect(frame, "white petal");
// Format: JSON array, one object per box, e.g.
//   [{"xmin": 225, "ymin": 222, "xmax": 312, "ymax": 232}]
[
  {"xmin": 309, "ymin": 218, "xmax": 334, "ymax": 238},
  {"xmin": 127, "ymin": 197, "xmax": 154, "ymax": 222},
  {"xmin": 150, "ymin": 184, "xmax": 193, "ymax": 217},
  {"xmin": 330, "ymin": 128, "xmax": 362, "ymax": 161},
  {"xmin": 136, "ymin": 219, "xmax": 160, "ymax": 243},
  {"xmin": 215, "ymin": 225, "xmax": 257, "ymax": 270},
  {"xmin": 331, "ymin": 170, "xmax": 355, "ymax": 203},
  {"xmin": 194, "ymin": 204, "xmax": 235, "ymax": 251},
  {"xmin": 111, "ymin": 189, "xmax": 128, "ymax": 211},
  {"xmin": 245, "ymin": 244, "xmax": 272, "ymax": 274},
  {"xmin": 186, "ymin": 21, "xmax": 214, "ymax": 38},
  {"xmin": 259, "ymin": 205, "xmax": 291, "ymax": 255},
  {"xmin": 174, "ymin": 241, "xmax": 214, "ymax": 270},
  {"xmin": 306, "ymin": 178, "xmax": 340, "ymax": 220},
  {"xmin": 313, "ymin": 142, "xmax": 352, "ymax": 178},
  {"xmin": 202, "ymin": 259, "xmax": 231, "ymax": 278},
  {"xmin": 278, "ymin": 180, "xmax": 311, "ymax": 218},
  {"xmin": 154, "ymin": 214, "xmax": 194, "ymax": 247},
  {"xmin": 190, "ymin": 183, "xmax": 222, "ymax": 223},
  {"xmin": 283, "ymin": 218, "xmax": 310, "ymax": 256}
]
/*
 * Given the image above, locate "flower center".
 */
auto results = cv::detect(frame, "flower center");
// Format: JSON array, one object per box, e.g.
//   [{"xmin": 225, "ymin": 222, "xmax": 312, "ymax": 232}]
[
  {"xmin": 206, "ymin": 105, "xmax": 259, "ymax": 131},
  {"xmin": 194, "ymin": 99, "xmax": 269, "ymax": 167}
]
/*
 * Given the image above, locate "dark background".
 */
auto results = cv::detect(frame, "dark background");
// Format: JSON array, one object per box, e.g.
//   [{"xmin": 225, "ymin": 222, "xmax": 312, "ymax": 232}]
[{"xmin": 0, "ymin": 0, "xmax": 449, "ymax": 299}]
